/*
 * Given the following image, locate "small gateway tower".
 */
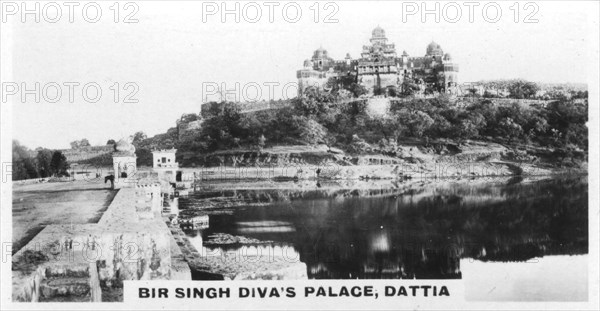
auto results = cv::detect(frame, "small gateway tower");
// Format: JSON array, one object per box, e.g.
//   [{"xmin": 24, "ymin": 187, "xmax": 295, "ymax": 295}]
[{"xmin": 112, "ymin": 137, "xmax": 137, "ymax": 188}]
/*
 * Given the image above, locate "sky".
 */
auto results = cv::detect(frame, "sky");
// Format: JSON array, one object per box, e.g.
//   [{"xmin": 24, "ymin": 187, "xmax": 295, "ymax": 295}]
[{"xmin": 5, "ymin": 1, "xmax": 599, "ymax": 149}]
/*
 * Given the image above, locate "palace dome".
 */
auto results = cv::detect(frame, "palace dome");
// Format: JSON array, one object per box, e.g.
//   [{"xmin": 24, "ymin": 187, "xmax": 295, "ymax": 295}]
[
  {"xmin": 426, "ymin": 41, "xmax": 443, "ymax": 56},
  {"xmin": 115, "ymin": 137, "xmax": 136, "ymax": 155},
  {"xmin": 313, "ymin": 47, "xmax": 328, "ymax": 59},
  {"xmin": 443, "ymin": 53, "xmax": 453, "ymax": 61},
  {"xmin": 303, "ymin": 59, "xmax": 313, "ymax": 68},
  {"xmin": 372, "ymin": 26, "xmax": 386, "ymax": 38}
]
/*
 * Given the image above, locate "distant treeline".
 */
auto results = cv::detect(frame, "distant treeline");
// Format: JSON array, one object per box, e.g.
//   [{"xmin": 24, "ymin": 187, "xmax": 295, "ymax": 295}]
[
  {"xmin": 472, "ymin": 79, "xmax": 588, "ymax": 100},
  {"xmin": 11, "ymin": 141, "xmax": 69, "ymax": 180},
  {"xmin": 78, "ymin": 79, "xmax": 589, "ymax": 168}
]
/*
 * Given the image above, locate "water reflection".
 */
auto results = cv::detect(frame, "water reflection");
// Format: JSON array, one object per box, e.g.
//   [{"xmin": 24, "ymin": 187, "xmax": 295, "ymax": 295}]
[
  {"xmin": 236, "ymin": 221, "xmax": 296, "ymax": 233},
  {"xmin": 180, "ymin": 177, "xmax": 587, "ymax": 287}
]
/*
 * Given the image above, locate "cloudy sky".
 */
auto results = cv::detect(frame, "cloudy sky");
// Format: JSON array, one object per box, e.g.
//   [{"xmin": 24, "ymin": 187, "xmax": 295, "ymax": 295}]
[{"xmin": 5, "ymin": 1, "xmax": 599, "ymax": 149}]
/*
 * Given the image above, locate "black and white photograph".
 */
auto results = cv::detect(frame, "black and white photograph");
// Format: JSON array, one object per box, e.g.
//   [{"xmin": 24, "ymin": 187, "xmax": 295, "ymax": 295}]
[{"xmin": 0, "ymin": 1, "xmax": 598, "ymax": 309}]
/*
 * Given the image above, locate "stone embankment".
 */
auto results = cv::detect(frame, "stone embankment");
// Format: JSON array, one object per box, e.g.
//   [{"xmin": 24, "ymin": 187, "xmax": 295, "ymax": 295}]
[
  {"xmin": 175, "ymin": 140, "xmax": 584, "ymax": 182},
  {"xmin": 169, "ymin": 225, "xmax": 307, "ymax": 281},
  {"xmin": 12, "ymin": 183, "xmax": 191, "ymax": 302}
]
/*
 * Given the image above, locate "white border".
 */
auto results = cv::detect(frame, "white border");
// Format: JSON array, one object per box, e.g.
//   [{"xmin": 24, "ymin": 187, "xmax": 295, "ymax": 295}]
[{"xmin": 0, "ymin": 1, "xmax": 598, "ymax": 310}]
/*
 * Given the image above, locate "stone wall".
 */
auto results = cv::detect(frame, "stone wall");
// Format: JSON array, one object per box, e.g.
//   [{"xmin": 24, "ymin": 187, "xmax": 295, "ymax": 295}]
[
  {"xmin": 61, "ymin": 146, "xmax": 115, "ymax": 163},
  {"xmin": 358, "ymin": 73, "xmax": 399, "ymax": 94},
  {"xmin": 200, "ymin": 101, "xmax": 292, "ymax": 118}
]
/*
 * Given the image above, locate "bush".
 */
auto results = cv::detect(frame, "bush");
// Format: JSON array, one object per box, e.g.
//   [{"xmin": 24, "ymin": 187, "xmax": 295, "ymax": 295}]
[{"xmin": 348, "ymin": 135, "xmax": 372, "ymax": 154}]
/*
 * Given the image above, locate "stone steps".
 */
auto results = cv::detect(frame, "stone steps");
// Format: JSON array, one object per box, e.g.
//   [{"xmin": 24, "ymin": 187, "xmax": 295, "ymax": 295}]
[
  {"xmin": 44, "ymin": 264, "xmax": 90, "ymax": 278},
  {"xmin": 37, "ymin": 263, "xmax": 101, "ymax": 302},
  {"xmin": 39, "ymin": 277, "xmax": 91, "ymax": 301},
  {"xmin": 39, "ymin": 294, "xmax": 93, "ymax": 303}
]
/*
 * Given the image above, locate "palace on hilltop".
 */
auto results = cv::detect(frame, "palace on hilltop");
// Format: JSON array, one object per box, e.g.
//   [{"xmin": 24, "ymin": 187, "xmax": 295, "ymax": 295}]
[{"xmin": 297, "ymin": 26, "xmax": 459, "ymax": 96}]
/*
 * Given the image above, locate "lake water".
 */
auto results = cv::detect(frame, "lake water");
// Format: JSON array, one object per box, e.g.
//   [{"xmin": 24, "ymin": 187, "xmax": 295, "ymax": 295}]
[{"xmin": 179, "ymin": 176, "xmax": 588, "ymax": 301}]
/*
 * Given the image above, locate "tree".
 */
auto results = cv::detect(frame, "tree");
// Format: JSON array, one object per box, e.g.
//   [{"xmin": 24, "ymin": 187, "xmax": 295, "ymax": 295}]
[
  {"xmin": 80, "ymin": 138, "xmax": 91, "ymax": 148},
  {"xmin": 452, "ymin": 112, "xmax": 486, "ymax": 141},
  {"xmin": 50, "ymin": 150, "xmax": 69, "ymax": 176},
  {"xmin": 324, "ymin": 77, "xmax": 341, "ymax": 95},
  {"xmin": 348, "ymin": 134, "xmax": 371, "ymax": 154},
  {"xmin": 12, "ymin": 140, "xmax": 37, "ymax": 180},
  {"xmin": 545, "ymin": 100, "xmax": 587, "ymax": 150},
  {"xmin": 293, "ymin": 88, "xmax": 340, "ymax": 128},
  {"xmin": 507, "ymin": 80, "xmax": 539, "ymax": 99},
  {"xmin": 401, "ymin": 80, "xmax": 420, "ymax": 96},
  {"xmin": 467, "ymin": 88, "xmax": 478, "ymax": 96},
  {"xmin": 135, "ymin": 148, "xmax": 153, "ymax": 167},
  {"xmin": 524, "ymin": 114, "xmax": 549, "ymax": 143},
  {"xmin": 347, "ymin": 83, "xmax": 367, "ymax": 98},
  {"xmin": 394, "ymin": 110, "xmax": 434, "ymax": 138},
  {"xmin": 106, "ymin": 139, "xmax": 116, "ymax": 145},
  {"xmin": 373, "ymin": 85, "xmax": 384, "ymax": 96},
  {"xmin": 70, "ymin": 138, "xmax": 91, "ymax": 149},
  {"xmin": 290, "ymin": 116, "xmax": 328, "ymax": 145},
  {"xmin": 294, "ymin": 88, "xmax": 336, "ymax": 116},
  {"xmin": 483, "ymin": 90, "xmax": 500, "ymax": 98},
  {"xmin": 35, "ymin": 149, "xmax": 53, "ymax": 178},
  {"xmin": 498, "ymin": 117, "xmax": 524, "ymax": 143},
  {"xmin": 386, "ymin": 86, "xmax": 399, "ymax": 97},
  {"xmin": 209, "ymin": 103, "xmax": 242, "ymax": 147},
  {"xmin": 132, "ymin": 131, "xmax": 147, "ymax": 145},
  {"xmin": 427, "ymin": 113, "xmax": 452, "ymax": 138},
  {"xmin": 330, "ymin": 75, "xmax": 357, "ymax": 92}
]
